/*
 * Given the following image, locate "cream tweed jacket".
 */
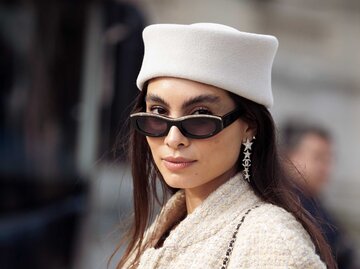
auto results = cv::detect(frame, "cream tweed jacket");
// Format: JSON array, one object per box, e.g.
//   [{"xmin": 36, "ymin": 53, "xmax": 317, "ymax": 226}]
[{"xmin": 127, "ymin": 173, "xmax": 326, "ymax": 268}]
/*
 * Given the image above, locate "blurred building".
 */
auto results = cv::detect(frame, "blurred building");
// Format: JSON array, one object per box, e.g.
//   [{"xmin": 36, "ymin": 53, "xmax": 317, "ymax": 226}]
[
  {"xmin": 0, "ymin": 1, "xmax": 91, "ymax": 269},
  {"xmin": 0, "ymin": 0, "xmax": 143, "ymax": 268}
]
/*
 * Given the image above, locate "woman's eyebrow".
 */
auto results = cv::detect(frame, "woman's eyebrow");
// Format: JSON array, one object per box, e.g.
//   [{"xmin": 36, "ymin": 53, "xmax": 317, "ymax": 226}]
[
  {"xmin": 145, "ymin": 93, "xmax": 220, "ymax": 109},
  {"xmin": 181, "ymin": 95, "xmax": 220, "ymax": 109},
  {"xmin": 145, "ymin": 94, "xmax": 170, "ymax": 107}
]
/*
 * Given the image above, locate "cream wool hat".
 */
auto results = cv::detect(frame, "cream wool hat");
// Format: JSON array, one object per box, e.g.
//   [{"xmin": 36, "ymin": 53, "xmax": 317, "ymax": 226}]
[{"xmin": 136, "ymin": 23, "xmax": 278, "ymax": 108}]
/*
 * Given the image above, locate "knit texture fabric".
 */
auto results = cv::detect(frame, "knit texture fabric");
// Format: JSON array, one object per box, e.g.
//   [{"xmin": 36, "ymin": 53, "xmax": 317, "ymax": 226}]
[{"xmin": 127, "ymin": 173, "xmax": 326, "ymax": 268}]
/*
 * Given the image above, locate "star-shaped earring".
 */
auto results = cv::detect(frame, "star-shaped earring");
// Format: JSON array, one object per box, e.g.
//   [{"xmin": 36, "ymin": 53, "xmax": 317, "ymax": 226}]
[
  {"xmin": 244, "ymin": 151, "xmax": 251, "ymax": 159},
  {"xmin": 243, "ymin": 139, "xmax": 253, "ymax": 150},
  {"xmin": 242, "ymin": 136, "xmax": 255, "ymax": 183}
]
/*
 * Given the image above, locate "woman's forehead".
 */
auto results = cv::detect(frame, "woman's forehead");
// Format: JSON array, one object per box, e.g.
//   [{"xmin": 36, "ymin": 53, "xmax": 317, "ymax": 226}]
[{"xmin": 146, "ymin": 77, "xmax": 233, "ymax": 106}]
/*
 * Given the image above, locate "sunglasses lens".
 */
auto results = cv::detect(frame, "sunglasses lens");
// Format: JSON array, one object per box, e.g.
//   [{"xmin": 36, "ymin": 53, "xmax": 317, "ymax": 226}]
[
  {"xmin": 182, "ymin": 118, "xmax": 218, "ymax": 137},
  {"xmin": 132, "ymin": 114, "xmax": 222, "ymax": 138},
  {"xmin": 137, "ymin": 116, "xmax": 167, "ymax": 136}
]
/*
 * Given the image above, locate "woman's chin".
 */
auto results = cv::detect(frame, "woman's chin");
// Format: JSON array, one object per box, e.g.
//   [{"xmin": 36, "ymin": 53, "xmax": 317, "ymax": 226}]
[{"xmin": 161, "ymin": 171, "xmax": 199, "ymax": 190}]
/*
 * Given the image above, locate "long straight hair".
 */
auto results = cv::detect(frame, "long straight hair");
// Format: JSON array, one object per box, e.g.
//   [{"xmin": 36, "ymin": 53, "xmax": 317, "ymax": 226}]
[{"xmin": 114, "ymin": 88, "xmax": 336, "ymax": 269}]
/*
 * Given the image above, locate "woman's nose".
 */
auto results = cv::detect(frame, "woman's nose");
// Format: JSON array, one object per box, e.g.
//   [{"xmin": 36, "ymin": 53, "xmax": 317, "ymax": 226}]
[{"xmin": 164, "ymin": 126, "xmax": 190, "ymax": 149}]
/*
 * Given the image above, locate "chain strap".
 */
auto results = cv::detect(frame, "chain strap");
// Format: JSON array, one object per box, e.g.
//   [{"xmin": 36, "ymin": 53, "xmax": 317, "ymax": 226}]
[{"xmin": 220, "ymin": 205, "xmax": 259, "ymax": 269}]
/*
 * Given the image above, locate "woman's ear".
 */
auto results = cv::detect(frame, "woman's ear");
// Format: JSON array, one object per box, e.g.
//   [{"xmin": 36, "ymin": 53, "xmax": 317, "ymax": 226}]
[{"xmin": 244, "ymin": 121, "xmax": 257, "ymax": 140}]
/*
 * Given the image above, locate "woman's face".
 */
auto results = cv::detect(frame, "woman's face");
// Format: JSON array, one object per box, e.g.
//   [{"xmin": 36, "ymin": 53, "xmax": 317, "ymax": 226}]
[{"xmin": 146, "ymin": 77, "xmax": 254, "ymax": 194}]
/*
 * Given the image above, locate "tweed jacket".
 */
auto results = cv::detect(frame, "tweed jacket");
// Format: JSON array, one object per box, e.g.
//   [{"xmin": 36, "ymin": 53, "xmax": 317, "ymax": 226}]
[{"xmin": 127, "ymin": 173, "xmax": 326, "ymax": 268}]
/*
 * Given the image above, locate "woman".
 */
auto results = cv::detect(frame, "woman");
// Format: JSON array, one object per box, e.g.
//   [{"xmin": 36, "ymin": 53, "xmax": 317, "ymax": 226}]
[{"xmin": 116, "ymin": 23, "xmax": 335, "ymax": 268}]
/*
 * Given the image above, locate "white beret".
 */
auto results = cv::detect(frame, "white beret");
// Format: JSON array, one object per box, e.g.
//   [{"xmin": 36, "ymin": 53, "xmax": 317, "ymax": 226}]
[{"xmin": 136, "ymin": 23, "xmax": 278, "ymax": 108}]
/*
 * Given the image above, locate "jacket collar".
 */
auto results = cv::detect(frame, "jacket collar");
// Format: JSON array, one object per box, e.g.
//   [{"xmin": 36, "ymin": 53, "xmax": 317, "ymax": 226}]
[{"xmin": 149, "ymin": 172, "xmax": 261, "ymax": 248}]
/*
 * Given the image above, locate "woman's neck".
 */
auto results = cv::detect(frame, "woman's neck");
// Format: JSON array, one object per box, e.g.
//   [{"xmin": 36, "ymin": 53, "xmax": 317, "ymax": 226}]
[{"xmin": 184, "ymin": 169, "xmax": 237, "ymax": 214}]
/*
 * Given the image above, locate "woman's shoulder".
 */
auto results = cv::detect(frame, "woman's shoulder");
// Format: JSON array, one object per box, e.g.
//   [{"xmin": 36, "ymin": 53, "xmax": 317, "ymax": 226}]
[
  {"xmin": 242, "ymin": 203, "xmax": 313, "ymax": 245},
  {"xmin": 248, "ymin": 203, "xmax": 309, "ymax": 233},
  {"xmin": 231, "ymin": 202, "xmax": 326, "ymax": 268}
]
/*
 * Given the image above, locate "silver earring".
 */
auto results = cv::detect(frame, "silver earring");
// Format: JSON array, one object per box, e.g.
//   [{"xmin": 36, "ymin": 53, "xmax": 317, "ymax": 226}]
[{"xmin": 242, "ymin": 137, "xmax": 255, "ymax": 182}]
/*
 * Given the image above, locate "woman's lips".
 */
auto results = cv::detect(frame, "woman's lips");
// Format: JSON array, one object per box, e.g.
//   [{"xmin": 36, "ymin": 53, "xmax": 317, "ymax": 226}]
[{"xmin": 162, "ymin": 157, "xmax": 196, "ymax": 171}]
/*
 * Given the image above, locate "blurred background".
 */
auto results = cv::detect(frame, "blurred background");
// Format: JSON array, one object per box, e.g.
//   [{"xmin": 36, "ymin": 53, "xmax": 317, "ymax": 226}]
[{"xmin": 0, "ymin": 0, "xmax": 359, "ymax": 268}]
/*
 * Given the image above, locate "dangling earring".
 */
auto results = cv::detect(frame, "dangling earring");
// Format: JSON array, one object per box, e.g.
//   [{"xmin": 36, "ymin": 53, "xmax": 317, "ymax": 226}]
[{"xmin": 242, "ymin": 136, "xmax": 255, "ymax": 182}]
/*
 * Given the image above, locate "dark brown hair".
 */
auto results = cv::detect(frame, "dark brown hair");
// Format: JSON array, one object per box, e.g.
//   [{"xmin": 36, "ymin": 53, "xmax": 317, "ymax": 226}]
[{"xmin": 114, "ymin": 88, "xmax": 336, "ymax": 269}]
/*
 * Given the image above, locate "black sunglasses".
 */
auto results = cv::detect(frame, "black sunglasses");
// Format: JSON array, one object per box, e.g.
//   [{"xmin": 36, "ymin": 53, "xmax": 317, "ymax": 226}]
[{"xmin": 130, "ymin": 108, "xmax": 244, "ymax": 139}]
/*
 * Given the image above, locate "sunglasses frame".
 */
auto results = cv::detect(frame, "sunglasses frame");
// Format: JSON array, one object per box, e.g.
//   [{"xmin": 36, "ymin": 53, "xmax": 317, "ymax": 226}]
[{"xmin": 130, "ymin": 108, "xmax": 244, "ymax": 139}]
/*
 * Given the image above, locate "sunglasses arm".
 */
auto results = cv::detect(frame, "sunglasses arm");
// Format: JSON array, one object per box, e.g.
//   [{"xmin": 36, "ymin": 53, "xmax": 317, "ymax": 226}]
[{"xmin": 221, "ymin": 109, "xmax": 244, "ymax": 128}]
